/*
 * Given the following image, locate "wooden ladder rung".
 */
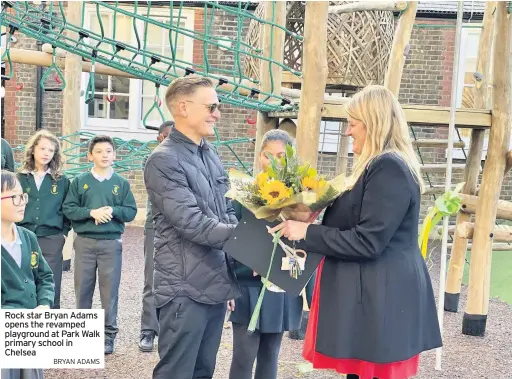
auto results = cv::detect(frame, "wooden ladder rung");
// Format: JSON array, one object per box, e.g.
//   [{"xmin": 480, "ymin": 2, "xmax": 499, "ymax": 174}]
[
  {"xmin": 420, "ymin": 164, "xmax": 467, "ymax": 172},
  {"xmin": 413, "ymin": 139, "xmax": 466, "ymax": 148},
  {"xmin": 424, "ymin": 185, "xmax": 447, "ymax": 195},
  {"xmin": 447, "ymin": 242, "xmax": 512, "ymax": 251},
  {"xmin": 454, "ymin": 222, "xmax": 512, "ymax": 242}
]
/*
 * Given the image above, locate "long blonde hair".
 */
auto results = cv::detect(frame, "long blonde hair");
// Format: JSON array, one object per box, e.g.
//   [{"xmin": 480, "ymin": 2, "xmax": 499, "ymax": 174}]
[
  {"xmin": 19, "ymin": 130, "xmax": 64, "ymax": 180},
  {"xmin": 345, "ymin": 85, "xmax": 424, "ymax": 193}
]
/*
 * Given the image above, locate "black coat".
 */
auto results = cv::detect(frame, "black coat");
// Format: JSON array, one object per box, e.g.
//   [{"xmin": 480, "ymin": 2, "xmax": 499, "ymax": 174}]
[
  {"xmin": 301, "ymin": 153, "xmax": 442, "ymax": 363},
  {"xmin": 144, "ymin": 128, "xmax": 241, "ymax": 307}
]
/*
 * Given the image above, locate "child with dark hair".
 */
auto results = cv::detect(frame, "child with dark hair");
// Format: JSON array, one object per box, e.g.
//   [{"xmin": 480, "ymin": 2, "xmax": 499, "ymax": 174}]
[
  {"xmin": 63, "ymin": 135, "xmax": 137, "ymax": 355},
  {"xmin": 17, "ymin": 129, "xmax": 70, "ymax": 309},
  {"xmin": 1, "ymin": 170, "xmax": 54, "ymax": 379}
]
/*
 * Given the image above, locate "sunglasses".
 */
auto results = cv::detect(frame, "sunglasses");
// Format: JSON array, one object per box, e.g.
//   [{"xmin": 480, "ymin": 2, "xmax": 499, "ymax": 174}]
[
  {"xmin": 185, "ymin": 101, "xmax": 220, "ymax": 114},
  {"xmin": 1, "ymin": 193, "xmax": 29, "ymax": 206}
]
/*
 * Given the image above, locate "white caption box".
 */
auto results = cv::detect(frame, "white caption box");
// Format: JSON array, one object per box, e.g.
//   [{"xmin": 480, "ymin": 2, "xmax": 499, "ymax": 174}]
[{"xmin": 0, "ymin": 309, "xmax": 105, "ymax": 369}]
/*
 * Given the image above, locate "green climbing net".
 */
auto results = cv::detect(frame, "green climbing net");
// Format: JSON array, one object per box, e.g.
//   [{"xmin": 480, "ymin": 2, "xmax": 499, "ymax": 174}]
[
  {"xmin": 0, "ymin": 1, "xmax": 301, "ymax": 114},
  {"xmin": 11, "ymin": 131, "xmax": 254, "ymax": 179},
  {"xmin": 1, "ymin": 1, "xmax": 302, "ymax": 176}
]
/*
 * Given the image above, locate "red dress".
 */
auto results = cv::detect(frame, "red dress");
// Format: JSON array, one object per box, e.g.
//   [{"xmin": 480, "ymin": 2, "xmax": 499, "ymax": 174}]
[{"xmin": 303, "ymin": 259, "xmax": 420, "ymax": 379}]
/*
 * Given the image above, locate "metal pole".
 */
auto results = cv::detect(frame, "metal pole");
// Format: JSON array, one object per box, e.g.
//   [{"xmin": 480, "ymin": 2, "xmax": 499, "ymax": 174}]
[{"xmin": 436, "ymin": 0, "xmax": 464, "ymax": 371}]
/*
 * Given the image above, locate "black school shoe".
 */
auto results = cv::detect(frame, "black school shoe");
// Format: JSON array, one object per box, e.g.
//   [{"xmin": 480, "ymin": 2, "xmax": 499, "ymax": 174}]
[
  {"xmin": 139, "ymin": 330, "xmax": 155, "ymax": 352},
  {"xmin": 105, "ymin": 337, "xmax": 115, "ymax": 354}
]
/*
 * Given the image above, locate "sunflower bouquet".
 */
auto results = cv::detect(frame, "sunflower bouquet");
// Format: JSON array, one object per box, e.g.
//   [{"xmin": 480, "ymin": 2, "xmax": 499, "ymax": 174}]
[
  {"xmin": 225, "ymin": 144, "xmax": 345, "ymax": 222},
  {"xmin": 226, "ymin": 145, "xmax": 345, "ymax": 332}
]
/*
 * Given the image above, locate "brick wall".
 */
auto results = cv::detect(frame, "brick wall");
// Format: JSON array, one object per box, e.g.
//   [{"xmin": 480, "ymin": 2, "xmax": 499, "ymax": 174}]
[{"xmin": 2, "ymin": 12, "xmax": 509, "ymax": 223}]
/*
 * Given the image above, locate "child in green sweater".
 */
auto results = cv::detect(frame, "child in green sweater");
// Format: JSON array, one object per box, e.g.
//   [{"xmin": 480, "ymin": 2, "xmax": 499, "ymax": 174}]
[
  {"xmin": 63, "ymin": 135, "xmax": 137, "ymax": 355},
  {"xmin": 17, "ymin": 129, "xmax": 70, "ymax": 309},
  {"xmin": 1, "ymin": 170, "xmax": 54, "ymax": 379}
]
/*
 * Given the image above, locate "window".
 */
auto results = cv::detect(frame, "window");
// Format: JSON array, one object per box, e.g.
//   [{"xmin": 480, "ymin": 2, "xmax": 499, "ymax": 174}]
[
  {"xmin": 453, "ymin": 27, "xmax": 493, "ymax": 160},
  {"xmin": 80, "ymin": 5, "xmax": 194, "ymax": 141},
  {"xmin": 281, "ymin": 119, "xmax": 352, "ymax": 154},
  {"xmin": 141, "ymin": 16, "xmax": 187, "ymax": 127}
]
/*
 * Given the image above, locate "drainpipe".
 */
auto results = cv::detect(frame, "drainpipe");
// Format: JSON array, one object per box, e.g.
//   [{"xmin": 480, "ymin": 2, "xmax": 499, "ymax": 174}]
[{"xmin": 35, "ymin": 40, "xmax": 43, "ymax": 130}]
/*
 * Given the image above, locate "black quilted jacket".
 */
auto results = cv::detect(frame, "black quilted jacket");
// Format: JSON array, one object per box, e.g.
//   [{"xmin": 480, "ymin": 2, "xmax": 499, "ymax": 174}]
[{"xmin": 144, "ymin": 128, "xmax": 241, "ymax": 307}]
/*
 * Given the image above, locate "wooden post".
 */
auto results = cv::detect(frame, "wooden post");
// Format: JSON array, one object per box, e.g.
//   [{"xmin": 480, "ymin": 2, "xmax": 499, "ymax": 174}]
[
  {"xmin": 329, "ymin": 1, "xmax": 407, "ymax": 14},
  {"xmin": 295, "ymin": 2, "xmax": 329, "ymax": 169},
  {"xmin": 383, "ymin": 1, "xmax": 418, "ymax": 96},
  {"xmin": 444, "ymin": 1, "xmax": 495, "ymax": 313},
  {"xmin": 252, "ymin": 1, "xmax": 286, "ymax": 173},
  {"xmin": 463, "ymin": 2, "xmax": 511, "ymax": 337},
  {"xmin": 61, "ymin": 1, "xmax": 83, "ymax": 267}
]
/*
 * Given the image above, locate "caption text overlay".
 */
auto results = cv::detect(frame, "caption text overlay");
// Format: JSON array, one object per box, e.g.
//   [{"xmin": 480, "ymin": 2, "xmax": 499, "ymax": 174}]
[{"xmin": 1, "ymin": 310, "xmax": 104, "ymax": 369}]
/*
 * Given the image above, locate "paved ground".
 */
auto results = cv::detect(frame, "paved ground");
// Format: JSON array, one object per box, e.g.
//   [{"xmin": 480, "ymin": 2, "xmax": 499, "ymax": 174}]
[{"xmin": 44, "ymin": 227, "xmax": 512, "ymax": 379}]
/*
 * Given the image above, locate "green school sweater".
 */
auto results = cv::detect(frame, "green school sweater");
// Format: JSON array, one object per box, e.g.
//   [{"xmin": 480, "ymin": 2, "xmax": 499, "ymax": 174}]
[
  {"xmin": 1, "ymin": 226, "xmax": 55, "ymax": 309},
  {"xmin": 17, "ymin": 173, "xmax": 71, "ymax": 237},
  {"xmin": 62, "ymin": 171, "xmax": 137, "ymax": 240}
]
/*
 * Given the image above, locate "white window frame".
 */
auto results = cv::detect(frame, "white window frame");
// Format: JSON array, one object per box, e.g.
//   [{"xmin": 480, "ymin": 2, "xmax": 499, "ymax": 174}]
[
  {"xmin": 79, "ymin": 5, "xmax": 194, "ymax": 141},
  {"xmin": 452, "ymin": 26, "xmax": 487, "ymax": 160},
  {"xmin": 282, "ymin": 118, "xmax": 353, "ymax": 155}
]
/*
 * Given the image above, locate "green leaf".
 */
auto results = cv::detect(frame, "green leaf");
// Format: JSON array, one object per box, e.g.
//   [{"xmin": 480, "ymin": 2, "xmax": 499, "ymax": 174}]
[{"xmin": 286, "ymin": 144, "xmax": 294, "ymax": 159}]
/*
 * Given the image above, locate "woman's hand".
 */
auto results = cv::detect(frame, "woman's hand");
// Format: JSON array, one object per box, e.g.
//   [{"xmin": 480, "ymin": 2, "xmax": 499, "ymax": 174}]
[
  {"xmin": 269, "ymin": 220, "xmax": 310, "ymax": 241},
  {"xmin": 281, "ymin": 204, "xmax": 313, "ymax": 222}
]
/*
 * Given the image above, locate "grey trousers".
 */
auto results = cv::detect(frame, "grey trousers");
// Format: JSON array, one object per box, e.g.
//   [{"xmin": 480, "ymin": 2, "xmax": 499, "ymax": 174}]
[
  {"xmin": 153, "ymin": 297, "xmax": 226, "ymax": 379},
  {"xmin": 1, "ymin": 369, "xmax": 43, "ymax": 379},
  {"xmin": 140, "ymin": 228, "xmax": 159, "ymax": 334},
  {"xmin": 74, "ymin": 235, "xmax": 122, "ymax": 339},
  {"xmin": 37, "ymin": 234, "xmax": 65, "ymax": 309},
  {"xmin": 229, "ymin": 323, "xmax": 283, "ymax": 379}
]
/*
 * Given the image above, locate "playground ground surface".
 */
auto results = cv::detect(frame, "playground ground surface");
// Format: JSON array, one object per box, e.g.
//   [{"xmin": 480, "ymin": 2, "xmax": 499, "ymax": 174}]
[{"xmin": 43, "ymin": 227, "xmax": 511, "ymax": 379}]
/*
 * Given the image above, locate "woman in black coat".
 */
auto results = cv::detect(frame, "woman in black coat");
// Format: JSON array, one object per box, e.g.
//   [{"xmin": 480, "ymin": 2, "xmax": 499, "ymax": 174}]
[
  {"xmin": 228, "ymin": 129, "xmax": 304, "ymax": 379},
  {"xmin": 270, "ymin": 85, "xmax": 442, "ymax": 379}
]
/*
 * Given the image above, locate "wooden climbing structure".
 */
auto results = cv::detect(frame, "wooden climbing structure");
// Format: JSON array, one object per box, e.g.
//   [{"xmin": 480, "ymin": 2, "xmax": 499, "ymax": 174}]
[{"xmin": 250, "ymin": 0, "xmax": 512, "ymax": 371}]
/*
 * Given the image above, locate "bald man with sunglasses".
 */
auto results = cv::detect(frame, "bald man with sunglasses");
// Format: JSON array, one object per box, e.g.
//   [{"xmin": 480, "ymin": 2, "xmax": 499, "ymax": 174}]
[{"xmin": 144, "ymin": 75, "xmax": 240, "ymax": 379}]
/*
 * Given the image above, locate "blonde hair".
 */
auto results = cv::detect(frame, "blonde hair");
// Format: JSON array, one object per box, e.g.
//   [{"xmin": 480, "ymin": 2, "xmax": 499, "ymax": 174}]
[
  {"xmin": 165, "ymin": 75, "xmax": 214, "ymax": 109},
  {"xmin": 19, "ymin": 130, "xmax": 64, "ymax": 180},
  {"xmin": 345, "ymin": 85, "xmax": 424, "ymax": 193}
]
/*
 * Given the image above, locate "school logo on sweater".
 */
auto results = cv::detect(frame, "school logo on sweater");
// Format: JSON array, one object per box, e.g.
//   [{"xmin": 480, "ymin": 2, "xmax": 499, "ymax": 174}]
[
  {"xmin": 112, "ymin": 185, "xmax": 120, "ymax": 195},
  {"xmin": 26, "ymin": 187, "xmax": 31, "ymax": 194},
  {"xmin": 30, "ymin": 251, "xmax": 38, "ymax": 269},
  {"xmin": 83, "ymin": 184, "xmax": 89, "ymax": 190},
  {"xmin": 51, "ymin": 183, "xmax": 58, "ymax": 195}
]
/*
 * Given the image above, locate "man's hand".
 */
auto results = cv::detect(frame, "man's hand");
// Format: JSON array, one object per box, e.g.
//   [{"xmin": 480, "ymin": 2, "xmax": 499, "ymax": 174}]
[
  {"xmin": 35, "ymin": 305, "xmax": 50, "ymax": 310},
  {"xmin": 90, "ymin": 207, "xmax": 113, "ymax": 225},
  {"xmin": 227, "ymin": 299, "xmax": 235, "ymax": 312}
]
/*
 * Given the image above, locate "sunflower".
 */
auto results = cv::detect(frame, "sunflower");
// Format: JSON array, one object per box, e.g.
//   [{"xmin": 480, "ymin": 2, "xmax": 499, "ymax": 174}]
[
  {"xmin": 315, "ymin": 179, "xmax": 329, "ymax": 198},
  {"xmin": 305, "ymin": 167, "xmax": 318, "ymax": 178},
  {"xmin": 256, "ymin": 171, "xmax": 270, "ymax": 189},
  {"xmin": 260, "ymin": 180, "xmax": 292, "ymax": 205},
  {"xmin": 301, "ymin": 176, "xmax": 319, "ymax": 191}
]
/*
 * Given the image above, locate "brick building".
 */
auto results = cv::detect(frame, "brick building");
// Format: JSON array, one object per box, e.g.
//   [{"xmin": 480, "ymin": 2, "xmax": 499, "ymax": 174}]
[{"xmin": 1, "ymin": 1, "xmax": 503, "ymax": 221}]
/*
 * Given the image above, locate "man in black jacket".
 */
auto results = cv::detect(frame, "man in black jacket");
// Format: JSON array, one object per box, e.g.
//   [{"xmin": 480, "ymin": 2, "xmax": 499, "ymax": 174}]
[{"xmin": 144, "ymin": 75, "xmax": 240, "ymax": 379}]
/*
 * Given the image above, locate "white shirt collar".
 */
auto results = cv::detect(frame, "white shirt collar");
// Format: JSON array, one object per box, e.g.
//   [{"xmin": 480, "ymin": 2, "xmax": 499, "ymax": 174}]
[
  {"xmin": 21, "ymin": 168, "xmax": 51, "ymax": 176},
  {"xmin": 91, "ymin": 167, "xmax": 114, "ymax": 181},
  {"xmin": 4, "ymin": 224, "xmax": 22, "ymax": 247}
]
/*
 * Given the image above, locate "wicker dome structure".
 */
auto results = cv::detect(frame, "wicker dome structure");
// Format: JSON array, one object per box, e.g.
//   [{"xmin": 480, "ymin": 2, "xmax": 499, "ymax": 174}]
[{"xmin": 244, "ymin": 1, "xmax": 397, "ymax": 88}]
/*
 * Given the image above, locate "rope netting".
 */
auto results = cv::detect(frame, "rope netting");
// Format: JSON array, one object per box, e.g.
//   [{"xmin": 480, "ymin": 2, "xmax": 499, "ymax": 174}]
[
  {"xmin": 11, "ymin": 132, "xmax": 254, "ymax": 179},
  {"xmin": 0, "ymin": 1, "xmax": 301, "ymax": 113}
]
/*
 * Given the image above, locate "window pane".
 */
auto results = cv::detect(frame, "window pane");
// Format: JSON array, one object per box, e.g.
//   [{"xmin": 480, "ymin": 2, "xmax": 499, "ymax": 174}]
[
  {"xmin": 111, "ymin": 76, "xmax": 130, "ymax": 94},
  {"xmin": 87, "ymin": 94, "xmax": 129, "ymax": 120},
  {"xmin": 318, "ymin": 121, "xmax": 341, "ymax": 153},
  {"xmin": 109, "ymin": 96, "xmax": 129, "ymax": 119}
]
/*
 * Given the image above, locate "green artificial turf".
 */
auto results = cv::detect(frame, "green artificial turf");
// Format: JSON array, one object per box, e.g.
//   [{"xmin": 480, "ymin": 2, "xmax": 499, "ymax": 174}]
[{"xmin": 462, "ymin": 250, "xmax": 512, "ymax": 305}]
